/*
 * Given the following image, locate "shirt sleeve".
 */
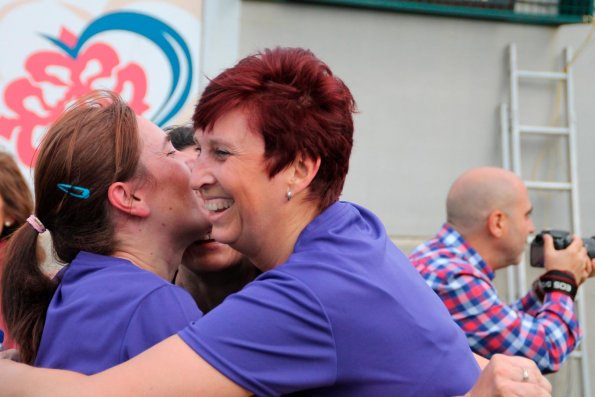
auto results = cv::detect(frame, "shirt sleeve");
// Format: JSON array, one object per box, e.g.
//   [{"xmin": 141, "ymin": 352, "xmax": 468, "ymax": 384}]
[
  {"xmin": 121, "ymin": 285, "xmax": 202, "ymax": 360},
  {"xmin": 512, "ymin": 288, "xmax": 542, "ymax": 315},
  {"xmin": 444, "ymin": 273, "xmax": 581, "ymax": 373},
  {"xmin": 178, "ymin": 272, "xmax": 337, "ymax": 397}
]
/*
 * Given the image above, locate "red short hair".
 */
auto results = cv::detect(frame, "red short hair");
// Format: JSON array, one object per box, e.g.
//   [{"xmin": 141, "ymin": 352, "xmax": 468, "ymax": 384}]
[{"xmin": 193, "ymin": 47, "xmax": 356, "ymax": 210}]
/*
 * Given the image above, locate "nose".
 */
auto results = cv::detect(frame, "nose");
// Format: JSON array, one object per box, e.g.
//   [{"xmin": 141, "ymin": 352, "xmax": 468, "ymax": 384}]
[
  {"xmin": 528, "ymin": 218, "xmax": 535, "ymax": 235},
  {"xmin": 190, "ymin": 153, "xmax": 215, "ymax": 192}
]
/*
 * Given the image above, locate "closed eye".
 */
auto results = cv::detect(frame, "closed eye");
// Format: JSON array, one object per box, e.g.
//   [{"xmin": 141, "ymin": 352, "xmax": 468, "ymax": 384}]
[{"xmin": 214, "ymin": 148, "xmax": 231, "ymax": 158}]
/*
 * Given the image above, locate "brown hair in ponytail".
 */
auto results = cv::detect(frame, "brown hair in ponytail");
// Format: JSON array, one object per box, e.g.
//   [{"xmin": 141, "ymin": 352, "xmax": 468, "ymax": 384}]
[{"xmin": 2, "ymin": 90, "xmax": 142, "ymax": 364}]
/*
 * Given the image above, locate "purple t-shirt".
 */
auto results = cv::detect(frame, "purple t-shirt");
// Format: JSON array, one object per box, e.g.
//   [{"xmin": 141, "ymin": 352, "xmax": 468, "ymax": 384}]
[
  {"xmin": 36, "ymin": 251, "xmax": 201, "ymax": 374},
  {"xmin": 179, "ymin": 201, "xmax": 479, "ymax": 396}
]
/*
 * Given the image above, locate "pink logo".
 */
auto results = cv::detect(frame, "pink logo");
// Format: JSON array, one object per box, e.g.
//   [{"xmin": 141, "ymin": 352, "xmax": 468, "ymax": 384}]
[{"xmin": 0, "ymin": 27, "xmax": 149, "ymax": 168}]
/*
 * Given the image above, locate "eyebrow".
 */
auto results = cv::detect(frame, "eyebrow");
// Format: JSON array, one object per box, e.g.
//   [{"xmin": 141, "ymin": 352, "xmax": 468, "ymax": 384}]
[{"xmin": 200, "ymin": 136, "xmax": 224, "ymax": 147}]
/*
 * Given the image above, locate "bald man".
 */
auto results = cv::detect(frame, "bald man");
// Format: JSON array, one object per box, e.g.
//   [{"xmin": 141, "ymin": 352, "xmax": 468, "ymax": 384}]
[{"xmin": 409, "ymin": 167, "xmax": 593, "ymax": 373}]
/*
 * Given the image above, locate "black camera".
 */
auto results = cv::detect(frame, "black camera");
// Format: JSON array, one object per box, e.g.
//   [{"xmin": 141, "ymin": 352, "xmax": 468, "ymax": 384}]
[{"xmin": 529, "ymin": 230, "xmax": 595, "ymax": 267}]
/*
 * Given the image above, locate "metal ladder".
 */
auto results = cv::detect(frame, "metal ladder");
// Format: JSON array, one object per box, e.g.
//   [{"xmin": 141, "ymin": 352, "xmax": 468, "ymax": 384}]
[{"xmin": 500, "ymin": 43, "xmax": 590, "ymax": 397}]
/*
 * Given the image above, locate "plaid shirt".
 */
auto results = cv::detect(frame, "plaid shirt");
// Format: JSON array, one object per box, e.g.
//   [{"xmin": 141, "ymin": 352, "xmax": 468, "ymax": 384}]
[{"xmin": 409, "ymin": 224, "xmax": 581, "ymax": 373}]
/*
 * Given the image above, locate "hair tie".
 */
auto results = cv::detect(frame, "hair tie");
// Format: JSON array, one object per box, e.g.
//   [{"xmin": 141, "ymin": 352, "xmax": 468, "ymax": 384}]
[{"xmin": 26, "ymin": 215, "xmax": 46, "ymax": 234}]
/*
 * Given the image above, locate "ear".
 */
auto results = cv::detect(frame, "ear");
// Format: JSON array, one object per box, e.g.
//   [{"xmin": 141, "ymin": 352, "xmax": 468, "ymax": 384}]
[
  {"xmin": 287, "ymin": 155, "xmax": 321, "ymax": 196},
  {"xmin": 107, "ymin": 181, "xmax": 150, "ymax": 218},
  {"xmin": 486, "ymin": 209, "xmax": 506, "ymax": 238}
]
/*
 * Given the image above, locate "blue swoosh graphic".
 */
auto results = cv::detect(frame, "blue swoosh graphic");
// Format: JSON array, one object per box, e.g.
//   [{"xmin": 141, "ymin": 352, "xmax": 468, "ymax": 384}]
[{"xmin": 43, "ymin": 11, "xmax": 193, "ymax": 126}]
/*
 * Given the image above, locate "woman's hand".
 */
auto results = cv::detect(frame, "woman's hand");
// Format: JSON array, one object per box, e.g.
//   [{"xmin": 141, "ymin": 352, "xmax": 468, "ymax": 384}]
[
  {"xmin": 465, "ymin": 354, "xmax": 551, "ymax": 397},
  {"xmin": 0, "ymin": 348, "xmax": 21, "ymax": 362}
]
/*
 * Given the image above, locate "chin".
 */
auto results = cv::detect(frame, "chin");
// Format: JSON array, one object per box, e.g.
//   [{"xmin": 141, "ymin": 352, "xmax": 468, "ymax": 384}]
[
  {"xmin": 210, "ymin": 229, "xmax": 236, "ymax": 246},
  {"xmin": 511, "ymin": 257, "xmax": 523, "ymax": 266}
]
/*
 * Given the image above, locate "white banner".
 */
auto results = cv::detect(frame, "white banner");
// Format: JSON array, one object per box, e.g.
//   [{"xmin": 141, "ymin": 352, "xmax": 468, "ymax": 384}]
[{"xmin": 0, "ymin": 0, "xmax": 204, "ymax": 176}]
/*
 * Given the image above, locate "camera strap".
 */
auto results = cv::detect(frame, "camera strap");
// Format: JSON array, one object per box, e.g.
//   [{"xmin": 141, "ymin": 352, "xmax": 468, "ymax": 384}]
[{"xmin": 538, "ymin": 270, "xmax": 578, "ymax": 300}]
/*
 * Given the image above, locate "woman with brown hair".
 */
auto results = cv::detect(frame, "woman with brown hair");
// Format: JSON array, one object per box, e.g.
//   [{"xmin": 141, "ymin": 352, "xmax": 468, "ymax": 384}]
[
  {"xmin": 0, "ymin": 151, "xmax": 34, "ymax": 350},
  {"xmin": 0, "ymin": 152, "xmax": 33, "ymax": 241},
  {"xmin": 1, "ymin": 90, "xmax": 207, "ymax": 372}
]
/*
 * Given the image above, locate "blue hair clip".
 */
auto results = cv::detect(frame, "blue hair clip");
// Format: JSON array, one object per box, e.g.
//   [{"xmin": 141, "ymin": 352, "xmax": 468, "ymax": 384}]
[{"xmin": 57, "ymin": 183, "xmax": 91, "ymax": 199}]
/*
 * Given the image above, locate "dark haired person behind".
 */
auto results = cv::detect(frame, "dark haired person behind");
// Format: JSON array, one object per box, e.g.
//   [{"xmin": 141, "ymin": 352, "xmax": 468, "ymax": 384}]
[
  {"xmin": 0, "ymin": 151, "xmax": 34, "ymax": 350},
  {"xmin": 0, "ymin": 48, "xmax": 551, "ymax": 397},
  {"xmin": 165, "ymin": 125, "xmax": 260, "ymax": 313}
]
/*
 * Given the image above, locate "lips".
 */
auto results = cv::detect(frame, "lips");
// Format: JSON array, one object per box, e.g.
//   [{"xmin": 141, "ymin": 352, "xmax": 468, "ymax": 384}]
[{"xmin": 189, "ymin": 232, "xmax": 215, "ymax": 248}]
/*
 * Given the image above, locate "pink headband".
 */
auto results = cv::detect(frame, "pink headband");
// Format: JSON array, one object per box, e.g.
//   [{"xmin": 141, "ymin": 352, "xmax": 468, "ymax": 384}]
[{"xmin": 26, "ymin": 215, "xmax": 46, "ymax": 234}]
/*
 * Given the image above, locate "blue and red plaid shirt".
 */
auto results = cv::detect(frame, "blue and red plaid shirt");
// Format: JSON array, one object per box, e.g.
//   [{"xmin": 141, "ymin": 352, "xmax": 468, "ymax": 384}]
[{"xmin": 409, "ymin": 223, "xmax": 581, "ymax": 373}]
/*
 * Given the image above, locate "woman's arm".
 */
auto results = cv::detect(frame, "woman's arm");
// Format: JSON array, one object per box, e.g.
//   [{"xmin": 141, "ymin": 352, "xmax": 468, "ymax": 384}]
[
  {"xmin": 0, "ymin": 336, "xmax": 251, "ymax": 397},
  {"xmin": 0, "ymin": 359, "xmax": 89, "ymax": 397},
  {"xmin": 473, "ymin": 352, "xmax": 488, "ymax": 369},
  {"xmin": 0, "ymin": 338, "xmax": 551, "ymax": 397}
]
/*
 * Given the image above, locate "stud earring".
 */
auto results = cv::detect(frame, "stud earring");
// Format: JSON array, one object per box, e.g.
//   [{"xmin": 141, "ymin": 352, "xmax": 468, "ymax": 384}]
[
  {"xmin": 286, "ymin": 190, "xmax": 293, "ymax": 201},
  {"xmin": 4, "ymin": 221, "xmax": 11, "ymax": 227}
]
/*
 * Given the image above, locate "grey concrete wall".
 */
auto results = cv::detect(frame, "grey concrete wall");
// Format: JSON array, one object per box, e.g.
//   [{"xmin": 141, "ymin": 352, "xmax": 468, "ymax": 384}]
[{"xmin": 237, "ymin": 1, "xmax": 595, "ymax": 395}]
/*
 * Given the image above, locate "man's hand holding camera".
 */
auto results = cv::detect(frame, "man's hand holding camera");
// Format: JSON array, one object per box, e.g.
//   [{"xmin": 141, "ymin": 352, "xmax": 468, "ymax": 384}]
[
  {"xmin": 529, "ymin": 232, "xmax": 595, "ymax": 302},
  {"xmin": 542, "ymin": 234, "xmax": 592, "ymax": 286}
]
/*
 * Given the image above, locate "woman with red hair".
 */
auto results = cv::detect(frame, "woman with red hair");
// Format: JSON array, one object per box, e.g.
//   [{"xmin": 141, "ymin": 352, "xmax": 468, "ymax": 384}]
[{"xmin": 0, "ymin": 48, "xmax": 550, "ymax": 397}]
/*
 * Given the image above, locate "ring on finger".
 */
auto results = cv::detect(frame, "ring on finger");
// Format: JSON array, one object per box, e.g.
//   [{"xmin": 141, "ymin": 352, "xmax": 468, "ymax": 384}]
[{"xmin": 522, "ymin": 367, "xmax": 529, "ymax": 382}]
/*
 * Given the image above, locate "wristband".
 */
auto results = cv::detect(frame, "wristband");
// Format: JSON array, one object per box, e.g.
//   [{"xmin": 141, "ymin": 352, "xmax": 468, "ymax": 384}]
[
  {"xmin": 532, "ymin": 279, "xmax": 545, "ymax": 302},
  {"xmin": 538, "ymin": 270, "xmax": 578, "ymax": 300}
]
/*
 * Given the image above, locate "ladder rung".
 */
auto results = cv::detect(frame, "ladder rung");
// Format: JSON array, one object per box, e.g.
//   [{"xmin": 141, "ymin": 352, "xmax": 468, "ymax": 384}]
[
  {"xmin": 508, "ymin": 44, "xmax": 590, "ymax": 397},
  {"xmin": 525, "ymin": 181, "xmax": 572, "ymax": 190},
  {"xmin": 519, "ymin": 125, "xmax": 569, "ymax": 135},
  {"xmin": 517, "ymin": 70, "xmax": 567, "ymax": 80}
]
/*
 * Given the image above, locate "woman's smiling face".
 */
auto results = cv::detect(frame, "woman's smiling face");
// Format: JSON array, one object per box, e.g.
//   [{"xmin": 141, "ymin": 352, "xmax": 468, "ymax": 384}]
[{"xmin": 191, "ymin": 108, "xmax": 290, "ymax": 263}]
